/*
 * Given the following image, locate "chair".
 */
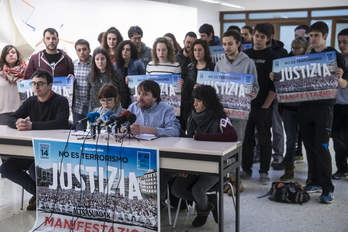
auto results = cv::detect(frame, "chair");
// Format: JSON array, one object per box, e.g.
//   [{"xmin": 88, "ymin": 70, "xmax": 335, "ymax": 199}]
[{"xmin": 172, "ymin": 177, "xmax": 235, "ymax": 229}]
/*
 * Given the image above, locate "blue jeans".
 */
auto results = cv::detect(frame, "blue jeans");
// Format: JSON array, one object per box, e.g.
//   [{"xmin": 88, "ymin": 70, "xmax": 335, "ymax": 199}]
[
  {"xmin": 282, "ymin": 107, "xmax": 299, "ymax": 162},
  {"xmin": 172, "ymin": 174, "xmax": 218, "ymax": 211},
  {"xmin": 72, "ymin": 106, "xmax": 89, "ymax": 131},
  {"xmin": 0, "ymin": 158, "xmax": 36, "ymax": 196}
]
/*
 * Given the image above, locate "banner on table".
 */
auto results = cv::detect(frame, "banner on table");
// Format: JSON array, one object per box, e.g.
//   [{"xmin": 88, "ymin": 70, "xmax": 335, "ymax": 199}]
[
  {"xmin": 273, "ymin": 51, "xmax": 338, "ymax": 103},
  {"xmin": 197, "ymin": 70, "xmax": 254, "ymax": 120},
  {"xmin": 17, "ymin": 76, "xmax": 74, "ymax": 107},
  {"xmin": 128, "ymin": 74, "xmax": 182, "ymax": 116},
  {"xmin": 30, "ymin": 139, "xmax": 159, "ymax": 232}
]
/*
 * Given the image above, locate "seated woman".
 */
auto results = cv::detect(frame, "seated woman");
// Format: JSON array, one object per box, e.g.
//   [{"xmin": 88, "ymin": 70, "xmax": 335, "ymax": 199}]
[
  {"xmin": 172, "ymin": 85, "xmax": 238, "ymax": 227},
  {"xmin": 93, "ymin": 83, "xmax": 123, "ymax": 115}
]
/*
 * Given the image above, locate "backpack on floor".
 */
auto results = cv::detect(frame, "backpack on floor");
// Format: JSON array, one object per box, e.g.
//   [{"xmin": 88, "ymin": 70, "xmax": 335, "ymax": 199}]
[{"xmin": 259, "ymin": 181, "xmax": 310, "ymax": 204}]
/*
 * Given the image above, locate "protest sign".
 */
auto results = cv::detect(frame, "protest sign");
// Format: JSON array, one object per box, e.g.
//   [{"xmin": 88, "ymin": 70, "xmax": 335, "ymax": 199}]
[
  {"xmin": 197, "ymin": 70, "xmax": 254, "ymax": 120},
  {"xmin": 17, "ymin": 76, "xmax": 74, "ymax": 106},
  {"xmin": 273, "ymin": 52, "xmax": 338, "ymax": 103},
  {"xmin": 128, "ymin": 74, "xmax": 181, "ymax": 116},
  {"xmin": 30, "ymin": 139, "xmax": 159, "ymax": 232}
]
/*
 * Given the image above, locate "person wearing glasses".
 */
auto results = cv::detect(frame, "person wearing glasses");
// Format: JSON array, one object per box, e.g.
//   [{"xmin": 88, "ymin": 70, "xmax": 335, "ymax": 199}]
[
  {"xmin": 93, "ymin": 83, "xmax": 123, "ymax": 116},
  {"xmin": 128, "ymin": 26, "xmax": 152, "ymax": 67},
  {"xmin": 1, "ymin": 69, "xmax": 70, "ymax": 211}
]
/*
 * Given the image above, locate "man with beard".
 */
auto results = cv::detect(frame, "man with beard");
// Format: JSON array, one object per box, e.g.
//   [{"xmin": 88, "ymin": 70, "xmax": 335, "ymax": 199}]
[
  {"xmin": 175, "ymin": 31, "xmax": 197, "ymax": 79},
  {"xmin": 125, "ymin": 80, "xmax": 180, "ymax": 212},
  {"xmin": 25, "ymin": 28, "xmax": 74, "ymax": 79}
]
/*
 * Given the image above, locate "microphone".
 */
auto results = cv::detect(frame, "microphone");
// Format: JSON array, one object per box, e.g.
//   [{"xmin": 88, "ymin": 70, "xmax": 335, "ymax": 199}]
[
  {"xmin": 124, "ymin": 113, "xmax": 137, "ymax": 131},
  {"xmin": 96, "ymin": 110, "xmax": 114, "ymax": 126},
  {"xmin": 76, "ymin": 112, "xmax": 100, "ymax": 124},
  {"xmin": 104, "ymin": 110, "xmax": 131, "ymax": 126}
]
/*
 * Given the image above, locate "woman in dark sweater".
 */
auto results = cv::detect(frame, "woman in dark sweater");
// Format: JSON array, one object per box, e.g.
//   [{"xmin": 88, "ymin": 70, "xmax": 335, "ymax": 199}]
[{"xmin": 172, "ymin": 85, "xmax": 238, "ymax": 227}]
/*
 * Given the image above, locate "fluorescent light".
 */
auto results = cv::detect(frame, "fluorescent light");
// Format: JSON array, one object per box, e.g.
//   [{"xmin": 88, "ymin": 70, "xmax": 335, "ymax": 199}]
[
  {"xmin": 201, "ymin": 0, "xmax": 219, "ymax": 3},
  {"xmin": 200, "ymin": 0, "xmax": 245, "ymax": 9},
  {"xmin": 220, "ymin": 2, "xmax": 245, "ymax": 9}
]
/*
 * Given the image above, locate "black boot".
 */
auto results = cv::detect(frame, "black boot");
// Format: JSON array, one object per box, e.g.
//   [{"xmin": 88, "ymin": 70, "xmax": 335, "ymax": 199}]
[
  {"xmin": 192, "ymin": 202, "xmax": 214, "ymax": 227},
  {"xmin": 208, "ymin": 195, "xmax": 218, "ymax": 223}
]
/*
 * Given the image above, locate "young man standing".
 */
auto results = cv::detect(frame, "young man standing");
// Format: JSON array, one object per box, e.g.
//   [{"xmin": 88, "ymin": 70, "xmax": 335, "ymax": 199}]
[
  {"xmin": 331, "ymin": 28, "xmax": 348, "ymax": 180},
  {"xmin": 0, "ymin": 69, "xmax": 70, "ymax": 210},
  {"xmin": 25, "ymin": 28, "xmax": 74, "ymax": 79},
  {"xmin": 241, "ymin": 25, "xmax": 253, "ymax": 43},
  {"xmin": 128, "ymin": 26, "xmax": 152, "ymax": 67},
  {"xmin": 299, "ymin": 22, "xmax": 348, "ymax": 204},
  {"xmin": 240, "ymin": 23, "xmax": 278, "ymax": 185},
  {"xmin": 199, "ymin": 23, "xmax": 221, "ymax": 46},
  {"xmin": 72, "ymin": 39, "xmax": 92, "ymax": 130}
]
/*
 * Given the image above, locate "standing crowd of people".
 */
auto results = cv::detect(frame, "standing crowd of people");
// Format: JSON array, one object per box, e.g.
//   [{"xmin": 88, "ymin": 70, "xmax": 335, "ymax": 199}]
[{"xmin": 0, "ymin": 20, "xmax": 347, "ymax": 228}]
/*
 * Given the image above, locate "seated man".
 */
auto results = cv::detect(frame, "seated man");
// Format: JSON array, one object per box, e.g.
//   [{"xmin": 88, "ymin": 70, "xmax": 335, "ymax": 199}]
[
  {"xmin": 0, "ymin": 69, "xmax": 70, "ymax": 210},
  {"xmin": 125, "ymin": 80, "xmax": 181, "ymax": 210}
]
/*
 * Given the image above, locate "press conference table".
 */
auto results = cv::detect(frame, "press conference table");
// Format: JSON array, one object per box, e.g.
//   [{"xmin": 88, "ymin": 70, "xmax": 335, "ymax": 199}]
[{"xmin": 0, "ymin": 125, "xmax": 241, "ymax": 232}]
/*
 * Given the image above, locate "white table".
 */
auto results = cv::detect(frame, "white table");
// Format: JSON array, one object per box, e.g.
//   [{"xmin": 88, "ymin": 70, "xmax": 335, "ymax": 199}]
[{"xmin": 0, "ymin": 125, "xmax": 241, "ymax": 232}]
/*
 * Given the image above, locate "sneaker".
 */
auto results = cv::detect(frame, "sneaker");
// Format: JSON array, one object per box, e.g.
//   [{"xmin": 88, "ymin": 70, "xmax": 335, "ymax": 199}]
[
  {"xmin": 331, "ymin": 171, "xmax": 348, "ymax": 180},
  {"xmin": 272, "ymin": 161, "xmax": 285, "ymax": 170},
  {"xmin": 240, "ymin": 171, "xmax": 252, "ymax": 179},
  {"xmin": 319, "ymin": 192, "xmax": 334, "ymax": 204},
  {"xmin": 271, "ymin": 155, "xmax": 284, "ymax": 167},
  {"xmin": 294, "ymin": 155, "xmax": 304, "ymax": 163},
  {"xmin": 260, "ymin": 173, "xmax": 270, "ymax": 185},
  {"xmin": 304, "ymin": 185, "xmax": 322, "ymax": 193}
]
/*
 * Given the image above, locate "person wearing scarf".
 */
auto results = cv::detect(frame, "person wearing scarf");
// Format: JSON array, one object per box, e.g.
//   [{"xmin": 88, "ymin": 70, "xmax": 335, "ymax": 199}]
[
  {"xmin": 0, "ymin": 45, "xmax": 27, "ymax": 122},
  {"xmin": 172, "ymin": 85, "xmax": 238, "ymax": 227}
]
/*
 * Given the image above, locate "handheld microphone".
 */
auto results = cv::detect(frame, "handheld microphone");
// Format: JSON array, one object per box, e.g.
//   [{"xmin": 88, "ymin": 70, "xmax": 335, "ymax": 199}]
[
  {"xmin": 124, "ymin": 113, "xmax": 137, "ymax": 130},
  {"xmin": 96, "ymin": 110, "xmax": 114, "ymax": 125},
  {"xmin": 104, "ymin": 110, "xmax": 131, "ymax": 126},
  {"xmin": 77, "ymin": 112, "xmax": 100, "ymax": 124}
]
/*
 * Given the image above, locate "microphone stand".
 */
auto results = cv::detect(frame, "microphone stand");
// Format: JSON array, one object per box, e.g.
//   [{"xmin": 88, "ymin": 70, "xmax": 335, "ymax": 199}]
[{"xmin": 117, "ymin": 124, "xmax": 139, "ymax": 142}]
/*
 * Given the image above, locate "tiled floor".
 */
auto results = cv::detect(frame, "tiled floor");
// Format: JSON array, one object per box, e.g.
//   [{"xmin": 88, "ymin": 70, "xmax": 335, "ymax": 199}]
[{"xmin": 1, "ymin": 140, "xmax": 347, "ymax": 232}]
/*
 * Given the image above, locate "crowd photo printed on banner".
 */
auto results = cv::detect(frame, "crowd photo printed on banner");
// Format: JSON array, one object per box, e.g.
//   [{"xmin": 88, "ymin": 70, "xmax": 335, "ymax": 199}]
[
  {"xmin": 128, "ymin": 74, "xmax": 181, "ymax": 116},
  {"xmin": 30, "ymin": 139, "xmax": 159, "ymax": 232},
  {"xmin": 196, "ymin": 70, "xmax": 254, "ymax": 120},
  {"xmin": 273, "ymin": 51, "xmax": 339, "ymax": 103},
  {"xmin": 17, "ymin": 76, "xmax": 74, "ymax": 107}
]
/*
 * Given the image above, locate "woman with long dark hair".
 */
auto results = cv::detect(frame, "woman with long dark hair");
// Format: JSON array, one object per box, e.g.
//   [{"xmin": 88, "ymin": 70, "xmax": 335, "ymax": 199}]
[
  {"xmin": 172, "ymin": 85, "xmax": 238, "ymax": 228},
  {"xmin": 101, "ymin": 27, "xmax": 123, "ymax": 64},
  {"xmin": 87, "ymin": 48, "xmax": 120, "ymax": 111},
  {"xmin": 115, "ymin": 40, "xmax": 145, "ymax": 108}
]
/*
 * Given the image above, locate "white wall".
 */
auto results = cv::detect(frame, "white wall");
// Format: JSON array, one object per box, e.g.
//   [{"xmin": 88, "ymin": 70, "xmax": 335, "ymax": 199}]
[
  {"xmin": 0, "ymin": 0, "xmax": 197, "ymax": 60},
  {"xmin": 152, "ymin": 0, "xmax": 348, "ymax": 39}
]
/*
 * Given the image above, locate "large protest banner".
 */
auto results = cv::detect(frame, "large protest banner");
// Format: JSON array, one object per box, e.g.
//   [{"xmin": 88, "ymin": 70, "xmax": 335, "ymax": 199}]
[
  {"xmin": 273, "ymin": 51, "xmax": 338, "ymax": 103},
  {"xmin": 30, "ymin": 139, "xmax": 159, "ymax": 232},
  {"xmin": 128, "ymin": 74, "xmax": 181, "ymax": 116},
  {"xmin": 196, "ymin": 70, "xmax": 254, "ymax": 120},
  {"xmin": 17, "ymin": 76, "xmax": 74, "ymax": 107}
]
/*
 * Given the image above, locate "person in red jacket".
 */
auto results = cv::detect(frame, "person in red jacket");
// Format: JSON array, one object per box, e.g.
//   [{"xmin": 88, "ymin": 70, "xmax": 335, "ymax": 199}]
[
  {"xmin": 25, "ymin": 28, "xmax": 74, "ymax": 79},
  {"xmin": 172, "ymin": 85, "xmax": 238, "ymax": 227}
]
